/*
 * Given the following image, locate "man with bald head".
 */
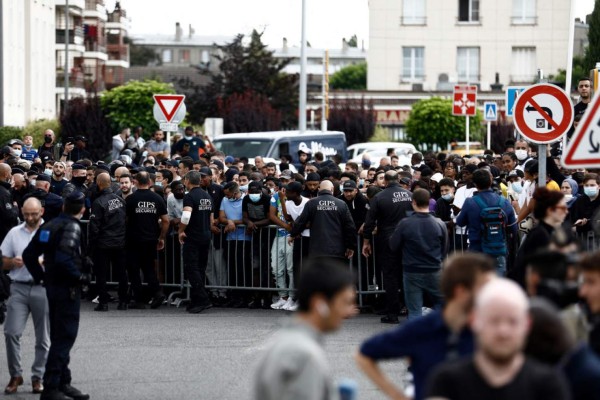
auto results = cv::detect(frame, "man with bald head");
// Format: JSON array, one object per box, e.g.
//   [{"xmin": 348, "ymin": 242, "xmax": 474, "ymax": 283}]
[
  {"xmin": 289, "ymin": 180, "xmax": 356, "ymax": 260},
  {"xmin": 1, "ymin": 198, "xmax": 49, "ymax": 394},
  {"xmin": 88, "ymin": 172, "xmax": 127, "ymax": 311},
  {"xmin": 426, "ymin": 278, "xmax": 570, "ymax": 399},
  {"xmin": 0, "ymin": 164, "xmax": 19, "ymax": 243},
  {"xmin": 363, "ymin": 169, "xmax": 413, "ymax": 324}
]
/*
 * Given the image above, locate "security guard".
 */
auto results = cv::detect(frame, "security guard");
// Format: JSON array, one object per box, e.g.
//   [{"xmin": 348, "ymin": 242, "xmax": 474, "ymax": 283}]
[
  {"xmin": 289, "ymin": 180, "xmax": 356, "ymax": 260},
  {"xmin": 178, "ymin": 171, "xmax": 219, "ymax": 313},
  {"xmin": 362, "ymin": 170, "xmax": 413, "ymax": 324},
  {"xmin": 22, "ymin": 191, "xmax": 91, "ymax": 400}
]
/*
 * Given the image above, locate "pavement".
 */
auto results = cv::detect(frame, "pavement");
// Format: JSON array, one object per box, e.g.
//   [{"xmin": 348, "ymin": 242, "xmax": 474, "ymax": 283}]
[{"xmin": 0, "ymin": 301, "xmax": 408, "ymax": 400}]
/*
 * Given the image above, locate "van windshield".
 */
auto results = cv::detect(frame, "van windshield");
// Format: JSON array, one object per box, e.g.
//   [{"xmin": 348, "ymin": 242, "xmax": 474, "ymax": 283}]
[{"xmin": 213, "ymin": 139, "xmax": 272, "ymax": 158}]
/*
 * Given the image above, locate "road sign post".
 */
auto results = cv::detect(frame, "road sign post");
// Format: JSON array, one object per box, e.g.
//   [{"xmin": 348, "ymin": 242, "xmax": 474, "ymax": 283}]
[
  {"xmin": 484, "ymin": 102, "xmax": 498, "ymax": 150},
  {"xmin": 562, "ymin": 89, "xmax": 600, "ymax": 169},
  {"xmin": 453, "ymin": 85, "xmax": 478, "ymax": 155},
  {"xmin": 513, "ymin": 83, "xmax": 574, "ymax": 188},
  {"xmin": 153, "ymin": 94, "xmax": 186, "ymax": 144}
]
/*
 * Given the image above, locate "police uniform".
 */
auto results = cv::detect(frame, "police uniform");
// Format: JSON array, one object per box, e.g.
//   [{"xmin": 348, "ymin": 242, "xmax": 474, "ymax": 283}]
[
  {"xmin": 363, "ymin": 181, "xmax": 413, "ymax": 321},
  {"xmin": 0, "ymin": 179, "xmax": 18, "ymax": 243},
  {"xmin": 22, "ymin": 192, "xmax": 90, "ymax": 400},
  {"xmin": 181, "ymin": 186, "xmax": 213, "ymax": 312}
]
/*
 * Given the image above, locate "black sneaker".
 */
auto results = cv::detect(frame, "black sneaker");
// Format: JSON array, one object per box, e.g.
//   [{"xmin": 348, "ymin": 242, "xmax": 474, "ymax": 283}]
[
  {"xmin": 380, "ymin": 315, "xmax": 400, "ymax": 324},
  {"xmin": 187, "ymin": 303, "xmax": 213, "ymax": 314},
  {"xmin": 117, "ymin": 302, "xmax": 128, "ymax": 311},
  {"xmin": 128, "ymin": 301, "xmax": 147, "ymax": 310},
  {"xmin": 150, "ymin": 294, "xmax": 166, "ymax": 309},
  {"xmin": 93, "ymin": 303, "xmax": 108, "ymax": 312},
  {"xmin": 40, "ymin": 388, "xmax": 71, "ymax": 400},
  {"xmin": 59, "ymin": 384, "xmax": 90, "ymax": 400}
]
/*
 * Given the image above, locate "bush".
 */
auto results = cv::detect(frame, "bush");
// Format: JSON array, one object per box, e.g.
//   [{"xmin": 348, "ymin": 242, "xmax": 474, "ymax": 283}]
[{"xmin": 0, "ymin": 126, "xmax": 24, "ymax": 147}]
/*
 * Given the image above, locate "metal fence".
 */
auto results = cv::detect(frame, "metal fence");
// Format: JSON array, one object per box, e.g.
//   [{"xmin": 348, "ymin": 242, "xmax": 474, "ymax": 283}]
[{"xmin": 83, "ymin": 222, "xmax": 599, "ymax": 308}]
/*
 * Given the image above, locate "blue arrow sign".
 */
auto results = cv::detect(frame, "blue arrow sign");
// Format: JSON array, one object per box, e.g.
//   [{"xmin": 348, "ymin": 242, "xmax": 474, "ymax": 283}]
[
  {"xmin": 506, "ymin": 86, "xmax": 527, "ymax": 117},
  {"xmin": 484, "ymin": 102, "xmax": 498, "ymax": 121}
]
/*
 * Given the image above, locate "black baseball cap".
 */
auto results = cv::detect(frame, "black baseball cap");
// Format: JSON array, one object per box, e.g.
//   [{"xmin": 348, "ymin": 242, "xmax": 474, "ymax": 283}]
[
  {"xmin": 74, "ymin": 135, "xmax": 88, "ymax": 142},
  {"xmin": 342, "ymin": 181, "xmax": 357, "ymax": 190},
  {"xmin": 199, "ymin": 167, "xmax": 213, "ymax": 176},
  {"xmin": 306, "ymin": 172, "xmax": 320, "ymax": 182},
  {"xmin": 248, "ymin": 181, "xmax": 262, "ymax": 191}
]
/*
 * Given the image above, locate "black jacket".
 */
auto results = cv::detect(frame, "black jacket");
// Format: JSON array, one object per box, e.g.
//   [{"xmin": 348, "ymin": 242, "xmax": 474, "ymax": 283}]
[
  {"xmin": 0, "ymin": 181, "xmax": 18, "ymax": 243},
  {"xmin": 23, "ymin": 189, "xmax": 63, "ymax": 222},
  {"xmin": 88, "ymin": 188, "xmax": 126, "ymax": 250},
  {"xmin": 290, "ymin": 190, "xmax": 356, "ymax": 258},
  {"xmin": 363, "ymin": 182, "xmax": 413, "ymax": 240},
  {"xmin": 338, "ymin": 192, "xmax": 369, "ymax": 230}
]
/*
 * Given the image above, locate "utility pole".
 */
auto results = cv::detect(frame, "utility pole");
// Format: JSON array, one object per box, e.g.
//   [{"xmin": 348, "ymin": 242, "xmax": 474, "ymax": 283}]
[
  {"xmin": 298, "ymin": 0, "xmax": 307, "ymax": 133},
  {"xmin": 64, "ymin": 0, "xmax": 70, "ymax": 114}
]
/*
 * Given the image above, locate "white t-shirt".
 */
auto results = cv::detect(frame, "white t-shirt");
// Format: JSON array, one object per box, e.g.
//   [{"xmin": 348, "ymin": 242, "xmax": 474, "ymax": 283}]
[
  {"xmin": 286, "ymin": 197, "xmax": 310, "ymax": 237},
  {"xmin": 453, "ymin": 185, "xmax": 477, "ymax": 234}
]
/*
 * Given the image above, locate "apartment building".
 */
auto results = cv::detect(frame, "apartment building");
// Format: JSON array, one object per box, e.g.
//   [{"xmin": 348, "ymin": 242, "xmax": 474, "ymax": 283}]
[{"xmin": 368, "ymin": 0, "xmax": 571, "ymax": 91}]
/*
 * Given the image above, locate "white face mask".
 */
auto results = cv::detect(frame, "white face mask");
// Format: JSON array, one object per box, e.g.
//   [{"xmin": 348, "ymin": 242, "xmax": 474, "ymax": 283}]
[
  {"xmin": 30, "ymin": 179, "xmax": 36, "ymax": 187},
  {"xmin": 44, "ymin": 168, "xmax": 52, "ymax": 176},
  {"xmin": 564, "ymin": 194, "xmax": 573, "ymax": 201},
  {"xmin": 12, "ymin": 149, "xmax": 22, "ymax": 157},
  {"xmin": 515, "ymin": 149, "xmax": 528, "ymax": 161},
  {"xmin": 511, "ymin": 181, "xmax": 523, "ymax": 194}
]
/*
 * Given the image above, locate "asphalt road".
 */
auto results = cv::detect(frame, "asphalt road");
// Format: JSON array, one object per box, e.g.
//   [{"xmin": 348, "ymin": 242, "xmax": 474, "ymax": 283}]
[{"xmin": 0, "ymin": 302, "xmax": 408, "ymax": 400}]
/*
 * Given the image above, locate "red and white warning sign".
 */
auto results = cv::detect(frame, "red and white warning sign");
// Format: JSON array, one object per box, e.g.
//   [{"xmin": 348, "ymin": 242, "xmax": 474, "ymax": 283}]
[
  {"xmin": 153, "ymin": 94, "xmax": 186, "ymax": 131},
  {"xmin": 562, "ymin": 90, "xmax": 600, "ymax": 169},
  {"xmin": 513, "ymin": 84, "xmax": 573, "ymax": 144},
  {"xmin": 452, "ymin": 85, "xmax": 477, "ymax": 116}
]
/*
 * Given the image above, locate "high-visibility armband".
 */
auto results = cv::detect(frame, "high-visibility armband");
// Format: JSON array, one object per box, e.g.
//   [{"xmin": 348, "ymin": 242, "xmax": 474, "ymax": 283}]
[{"xmin": 181, "ymin": 210, "xmax": 191, "ymax": 225}]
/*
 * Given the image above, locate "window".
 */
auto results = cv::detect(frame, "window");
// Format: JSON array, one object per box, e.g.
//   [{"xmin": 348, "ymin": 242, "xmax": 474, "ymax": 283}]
[
  {"xmin": 402, "ymin": 0, "xmax": 426, "ymax": 25},
  {"xmin": 162, "ymin": 49, "xmax": 172, "ymax": 63},
  {"xmin": 457, "ymin": 47, "xmax": 480, "ymax": 82},
  {"xmin": 512, "ymin": 0, "xmax": 536, "ymax": 24},
  {"xmin": 179, "ymin": 49, "xmax": 190, "ymax": 63},
  {"xmin": 458, "ymin": 0, "xmax": 479, "ymax": 22},
  {"xmin": 511, "ymin": 47, "xmax": 536, "ymax": 83},
  {"xmin": 402, "ymin": 47, "xmax": 425, "ymax": 82}
]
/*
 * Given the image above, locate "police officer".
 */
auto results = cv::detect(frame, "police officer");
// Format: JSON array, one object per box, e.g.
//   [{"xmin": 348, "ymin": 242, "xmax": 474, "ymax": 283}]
[
  {"xmin": 0, "ymin": 164, "xmax": 18, "ymax": 243},
  {"xmin": 23, "ymin": 174, "xmax": 63, "ymax": 222},
  {"xmin": 178, "ymin": 171, "xmax": 219, "ymax": 313},
  {"xmin": 88, "ymin": 172, "xmax": 127, "ymax": 311},
  {"xmin": 22, "ymin": 191, "xmax": 91, "ymax": 400},
  {"xmin": 362, "ymin": 170, "xmax": 413, "ymax": 324},
  {"xmin": 289, "ymin": 180, "xmax": 356, "ymax": 260}
]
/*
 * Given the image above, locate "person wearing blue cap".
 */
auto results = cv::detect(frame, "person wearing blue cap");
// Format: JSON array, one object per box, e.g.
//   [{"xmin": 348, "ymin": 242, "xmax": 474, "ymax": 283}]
[{"xmin": 23, "ymin": 191, "xmax": 91, "ymax": 400}]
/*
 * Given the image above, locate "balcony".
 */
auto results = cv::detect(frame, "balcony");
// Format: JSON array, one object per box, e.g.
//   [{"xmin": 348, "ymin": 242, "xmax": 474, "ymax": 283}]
[
  {"xmin": 106, "ymin": 44, "xmax": 129, "ymax": 68},
  {"xmin": 84, "ymin": 0, "xmax": 107, "ymax": 21},
  {"xmin": 56, "ymin": 71, "xmax": 85, "ymax": 89},
  {"xmin": 56, "ymin": 27, "xmax": 85, "ymax": 46}
]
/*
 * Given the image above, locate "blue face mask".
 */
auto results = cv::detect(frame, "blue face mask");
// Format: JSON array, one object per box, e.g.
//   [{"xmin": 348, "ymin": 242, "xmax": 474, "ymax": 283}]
[
  {"xmin": 249, "ymin": 193, "xmax": 261, "ymax": 202},
  {"xmin": 359, "ymin": 179, "xmax": 365, "ymax": 188},
  {"xmin": 512, "ymin": 182, "xmax": 523, "ymax": 194},
  {"xmin": 442, "ymin": 193, "xmax": 454, "ymax": 201},
  {"xmin": 239, "ymin": 185, "xmax": 248, "ymax": 192},
  {"xmin": 584, "ymin": 187, "xmax": 598, "ymax": 198},
  {"xmin": 155, "ymin": 181, "xmax": 162, "ymax": 187},
  {"xmin": 228, "ymin": 196, "xmax": 238, "ymax": 202}
]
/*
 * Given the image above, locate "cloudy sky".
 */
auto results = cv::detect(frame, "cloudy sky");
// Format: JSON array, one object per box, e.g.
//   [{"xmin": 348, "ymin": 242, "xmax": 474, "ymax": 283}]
[{"xmin": 107, "ymin": 0, "xmax": 594, "ymax": 50}]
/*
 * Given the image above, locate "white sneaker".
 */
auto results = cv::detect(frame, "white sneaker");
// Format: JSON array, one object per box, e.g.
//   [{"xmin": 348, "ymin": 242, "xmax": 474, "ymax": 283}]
[
  {"xmin": 286, "ymin": 299, "xmax": 298, "ymax": 312},
  {"xmin": 92, "ymin": 296, "xmax": 99, "ymax": 304},
  {"xmin": 271, "ymin": 297, "xmax": 288, "ymax": 310},
  {"xmin": 282, "ymin": 298, "xmax": 295, "ymax": 311}
]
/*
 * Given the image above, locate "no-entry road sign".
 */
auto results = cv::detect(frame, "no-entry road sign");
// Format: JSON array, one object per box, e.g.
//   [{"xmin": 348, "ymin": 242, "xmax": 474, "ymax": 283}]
[
  {"xmin": 513, "ymin": 84, "xmax": 573, "ymax": 144},
  {"xmin": 452, "ymin": 85, "xmax": 477, "ymax": 116},
  {"xmin": 562, "ymin": 90, "xmax": 600, "ymax": 169}
]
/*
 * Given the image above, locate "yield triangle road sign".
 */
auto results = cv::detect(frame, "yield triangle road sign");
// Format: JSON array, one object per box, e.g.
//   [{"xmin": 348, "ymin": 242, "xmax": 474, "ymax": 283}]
[
  {"xmin": 562, "ymin": 90, "xmax": 600, "ymax": 169},
  {"xmin": 153, "ymin": 94, "xmax": 185, "ymax": 122}
]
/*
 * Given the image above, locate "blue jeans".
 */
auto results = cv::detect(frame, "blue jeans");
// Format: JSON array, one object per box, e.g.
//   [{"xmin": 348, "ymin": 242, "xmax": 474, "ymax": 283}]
[{"xmin": 403, "ymin": 270, "xmax": 444, "ymax": 320}]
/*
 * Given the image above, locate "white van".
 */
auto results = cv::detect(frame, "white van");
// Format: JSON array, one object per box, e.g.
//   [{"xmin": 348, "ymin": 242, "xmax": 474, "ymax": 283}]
[{"xmin": 347, "ymin": 142, "xmax": 417, "ymax": 160}]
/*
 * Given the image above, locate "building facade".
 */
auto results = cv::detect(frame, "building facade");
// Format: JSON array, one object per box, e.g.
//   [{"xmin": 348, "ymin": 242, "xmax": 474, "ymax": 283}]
[
  {"xmin": 1, "ymin": 0, "xmax": 56, "ymax": 127},
  {"xmin": 368, "ymin": 0, "xmax": 571, "ymax": 92}
]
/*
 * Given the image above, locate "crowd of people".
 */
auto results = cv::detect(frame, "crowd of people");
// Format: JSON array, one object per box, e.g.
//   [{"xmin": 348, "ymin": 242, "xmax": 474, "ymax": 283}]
[{"xmin": 0, "ymin": 79, "xmax": 598, "ymax": 399}]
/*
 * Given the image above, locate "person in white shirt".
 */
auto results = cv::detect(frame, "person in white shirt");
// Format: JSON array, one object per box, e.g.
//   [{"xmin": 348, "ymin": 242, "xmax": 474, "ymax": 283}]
[
  {"xmin": 111, "ymin": 127, "xmax": 130, "ymax": 161},
  {"xmin": 451, "ymin": 164, "xmax": 478, "ymax": 252},
  {"xmin": 284, "ymin": 182, "xmax": 310, "ymax": 308}
]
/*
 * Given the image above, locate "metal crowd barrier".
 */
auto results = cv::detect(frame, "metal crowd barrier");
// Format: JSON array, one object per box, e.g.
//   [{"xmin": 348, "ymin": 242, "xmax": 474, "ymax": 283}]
[{"xmin": 81, "ymin": 220, "xmax": 599, "ymax": 308}]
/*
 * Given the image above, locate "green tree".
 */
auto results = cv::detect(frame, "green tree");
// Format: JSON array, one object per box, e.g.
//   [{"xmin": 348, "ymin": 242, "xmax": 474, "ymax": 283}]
[
  {"xmin": 550, "ymin": 56, "xmax": 588, "ymax": 90},
  {"xmin": 585, "ymin": 0, "xmax": 600, "ymax": 70},
  {"xmin": 100, "ymin": 79, "xmax": 176, "ymax": 137},
  {"xmin": 346, "ymin": 34, "xmax": 358, "ymax": 47},
  {"xmin": 126, "ymin": 37, "xmax": 160, "ymax": 66},
  {"xmin": 405, "ymin": 97, "xmax": 483, "ymax": 150},
  {"xmin": 330, "ymin": 63, "xmax": 367, "ymax": 90},
  {"xmin": 180, "ymin": 30, "xmax": 298, "ymax": 130}
]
